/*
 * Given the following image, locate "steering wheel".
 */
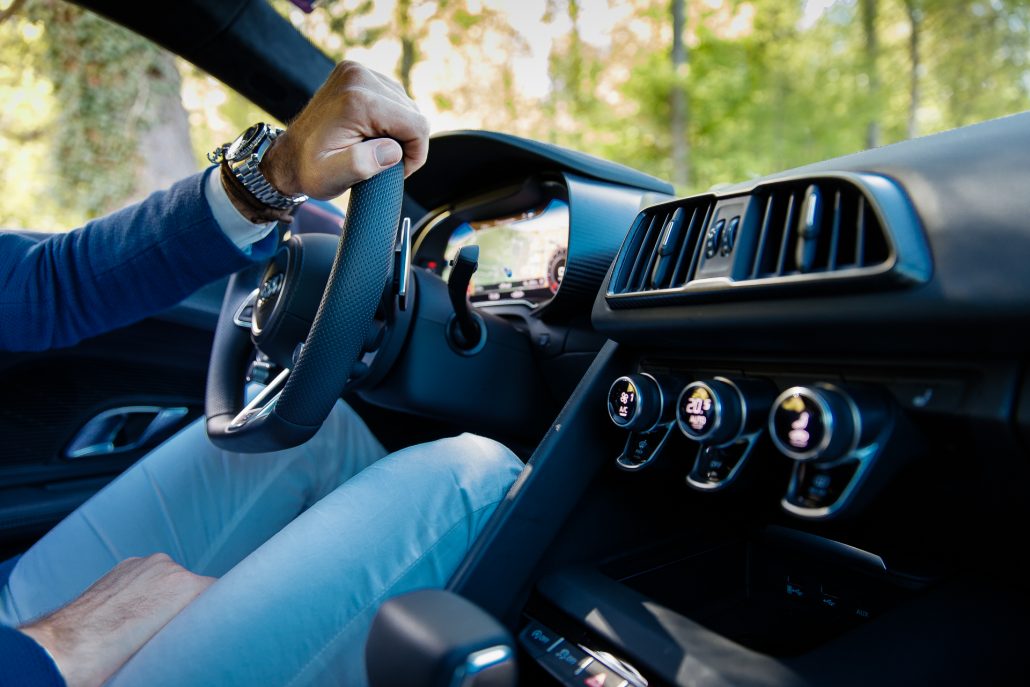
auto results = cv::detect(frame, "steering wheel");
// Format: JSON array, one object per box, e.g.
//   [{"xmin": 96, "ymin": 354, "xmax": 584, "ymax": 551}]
[{"xmin": 205, "ymin": 164, "xmax": 404, "ymax": 453}]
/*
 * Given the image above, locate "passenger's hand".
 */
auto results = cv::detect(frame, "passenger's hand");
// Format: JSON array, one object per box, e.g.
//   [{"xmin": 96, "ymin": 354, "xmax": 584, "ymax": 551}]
[
  {"xmin": 263, "ymin": 60, "xmax": 430, "ymax": 200},
  {"xmin": 19, "ymin": 553, "xmax": 215, "ymax": 687}
]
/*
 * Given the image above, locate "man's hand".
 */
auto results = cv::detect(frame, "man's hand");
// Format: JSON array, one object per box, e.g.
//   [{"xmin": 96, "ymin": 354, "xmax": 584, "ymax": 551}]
[
  {"xmin": 262, "ymin": 61, "xmax": 430, "ymax": 201},
  {"xmin": 19, "ymin": 553, "xmax": 215, "ymax": 687}
]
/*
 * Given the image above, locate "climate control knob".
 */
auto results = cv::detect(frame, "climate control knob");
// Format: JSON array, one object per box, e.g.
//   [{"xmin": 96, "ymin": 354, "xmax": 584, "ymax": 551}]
[
  {"xmin": 677, "ymin": 377, "xmax": 776, "ymax": 446},
  {"xmin": 608, "ymin": 374, "xmax": 663, "ymax": 432},
  {"xmin": 771, "ymin": 383, "xmax": 900, "ymax": 519},
  {"xmin": 769, "ymin": 384, "xmax": 884, "ymax": 462},
  {"xmin": 677, "ymin": 379, "xmax": 743, "ymax": 445}
]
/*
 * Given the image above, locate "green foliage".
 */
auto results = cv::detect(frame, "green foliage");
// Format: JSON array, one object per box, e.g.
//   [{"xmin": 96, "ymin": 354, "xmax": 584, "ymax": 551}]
[
  {"xmin": 544, "ymin": 0, "xmax": 1030, "ymax": 194},
  {"xmin": 3, "ymin": 0, "xmax": 1030, "ymax": 231},
  {"xmin": 0, "ymin": 1, "xmax": 278, "ymax": 231},
  {"xmin": 919, "ymin": 0, "xmax": 1030, "ymax": 128},
  {"xmin": 21, "ymin": 1, "xmax": 175, "ymax": 217}
]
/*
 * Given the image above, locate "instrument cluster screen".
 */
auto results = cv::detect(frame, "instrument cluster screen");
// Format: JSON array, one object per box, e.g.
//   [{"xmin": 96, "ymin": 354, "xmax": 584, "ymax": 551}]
[{"xmin": 443, "ymin": 199, "xmax": 569, "ymax": 305}]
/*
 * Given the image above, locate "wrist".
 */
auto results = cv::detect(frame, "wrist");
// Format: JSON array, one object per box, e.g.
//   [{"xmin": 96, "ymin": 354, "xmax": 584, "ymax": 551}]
[
  {"xmin": 213, "ymin": 123, "xmax": 306, "ymax": 223},
  {"xmin": 219, "ymin": 162, "xmax": 296, "ymax": 225},
  {"xmin": 19, "ymin": 621, "xmax": 56, "ymax": 656},
  {"xmin": 260, "ymin": 133, "xmax": 301, "ymax": 197},
  {"xmin": 19, "ymin": 622, "xmax": 75, "ymax": 685}
]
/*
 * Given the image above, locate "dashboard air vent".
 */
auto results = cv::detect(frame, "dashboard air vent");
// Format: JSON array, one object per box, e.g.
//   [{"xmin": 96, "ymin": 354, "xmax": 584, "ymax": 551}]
[
  {"xmin": 749, "ymin": 180, "xmax": 890, "ymax": 278},
  {"xmin": 610, "ymin": 196, "xmax": 716, "ymax": 294},
  {"xmin": 606, "ymin": 173, "xmax": 930, "ymax": 306}
]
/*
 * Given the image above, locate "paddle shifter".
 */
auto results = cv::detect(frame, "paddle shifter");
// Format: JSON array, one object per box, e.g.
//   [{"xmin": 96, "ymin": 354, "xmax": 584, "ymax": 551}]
[{"xmin": 447, "ymin": 244, "xmax": 487, "ymax": 354}]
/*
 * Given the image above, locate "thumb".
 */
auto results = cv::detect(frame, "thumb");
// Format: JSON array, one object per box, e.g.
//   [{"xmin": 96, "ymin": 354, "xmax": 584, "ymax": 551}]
[{"xmin": 326, "ymin": 138, "xmax": 403, "ymax": 192}]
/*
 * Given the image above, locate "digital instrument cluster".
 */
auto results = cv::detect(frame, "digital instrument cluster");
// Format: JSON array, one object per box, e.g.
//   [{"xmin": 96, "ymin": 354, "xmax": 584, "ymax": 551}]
[{"xmin": 442, "ymin": 199, "xmax": 570, "ymax": 306}]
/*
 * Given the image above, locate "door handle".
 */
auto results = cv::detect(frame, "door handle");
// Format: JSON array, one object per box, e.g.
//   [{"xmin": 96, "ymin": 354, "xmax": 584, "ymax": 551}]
[{"xmin": 65, "ymin": 406, "xmax": 190, "ymax": 460}]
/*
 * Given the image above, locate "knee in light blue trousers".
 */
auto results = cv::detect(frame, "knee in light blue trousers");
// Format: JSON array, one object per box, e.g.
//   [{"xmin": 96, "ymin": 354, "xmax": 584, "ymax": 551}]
[{"xmin": 0, "ymin": 401, "xmax": 523, "ymax": 686}]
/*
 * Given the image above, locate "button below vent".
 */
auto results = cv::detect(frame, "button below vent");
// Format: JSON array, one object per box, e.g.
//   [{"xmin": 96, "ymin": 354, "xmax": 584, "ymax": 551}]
[{"xmin": 606, "ymin": 172, "xmax": 930, "ymax": 305}]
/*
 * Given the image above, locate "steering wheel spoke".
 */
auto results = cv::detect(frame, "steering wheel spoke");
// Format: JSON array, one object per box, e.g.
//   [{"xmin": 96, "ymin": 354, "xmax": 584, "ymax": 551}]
[
  {"xmin": 227, "ymin": 367, "xmax": 290, "ymax": 432},
  {"xmin": 232, "ymin": 288, "xmax": 259, "ymax": 329}
]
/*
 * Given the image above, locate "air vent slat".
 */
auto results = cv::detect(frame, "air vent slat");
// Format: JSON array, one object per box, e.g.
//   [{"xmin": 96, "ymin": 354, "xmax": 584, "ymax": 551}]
[
  {"xmin": 612, "ymin": 213, "xmax": 647, "ymax": 293},
  {"xmin": 670, "ymin": 206, "xmax": 701, "ymax": 286},
  {"xmin": 651, "ymin": 207, "xmax": 687, "ymax": 289},
  {"xmin": 751, "ymin": 195, "xmax": 774, "ymax": 278},
  {"xmin": 828, "ymin": 190, "xmax": 842, "ymax": 271},
  {"xmin": 775, "ymin": 193, "xmax": 797, "ymax": 275},
  {"xmin": 623, "ymin": 214, "xmax": 662, "ymax": 292},
  {"xmin": 855, "ymin": 195, "xmax": 867, "ymax": 266},
  {"xmin": 684, "ymin": 202, "xmax": 714, "ymax": 283},
  {"xmin": 635, "ymin": 213, "xmax": 668, "ymax": 290}
]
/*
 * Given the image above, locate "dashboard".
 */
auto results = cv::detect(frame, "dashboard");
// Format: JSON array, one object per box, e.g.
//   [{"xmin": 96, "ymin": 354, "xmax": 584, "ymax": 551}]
[{"xmin": 403, "ymin": 123, "xmax": 1030, "ymax": 686}]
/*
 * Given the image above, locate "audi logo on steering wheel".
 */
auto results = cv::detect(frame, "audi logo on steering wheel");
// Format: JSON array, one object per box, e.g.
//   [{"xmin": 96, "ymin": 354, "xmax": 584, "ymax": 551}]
[{"xmin": 258, "ymin": 272, "xmax": 285, "ymax": 304}]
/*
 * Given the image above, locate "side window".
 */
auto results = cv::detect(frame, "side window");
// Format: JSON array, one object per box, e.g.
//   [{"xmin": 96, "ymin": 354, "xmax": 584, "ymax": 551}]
[{"xmin": 0, "ymin": 4, "xmax": 280, "ymax": 233}]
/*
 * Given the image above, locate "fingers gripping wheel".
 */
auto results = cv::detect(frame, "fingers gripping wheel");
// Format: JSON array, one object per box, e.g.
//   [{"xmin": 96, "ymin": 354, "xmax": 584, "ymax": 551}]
[{"xmin": 205, "ymin": 164, "xmax": 405, "ymax": 452}]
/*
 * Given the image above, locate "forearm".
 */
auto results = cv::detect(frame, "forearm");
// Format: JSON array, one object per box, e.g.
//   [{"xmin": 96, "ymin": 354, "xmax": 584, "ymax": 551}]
[{"xmin": 0, "ymin": 169, "xmax": 276, "ymax": 352}]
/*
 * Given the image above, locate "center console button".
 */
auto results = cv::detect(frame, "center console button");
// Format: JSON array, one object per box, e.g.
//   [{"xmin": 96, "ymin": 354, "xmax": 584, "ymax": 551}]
[
  {"xmin": 519, "ymin": 621, "xmax": 562, "ymax": 658},
  {"xmin": 785, "ymin": 460, "xmax": 859, "ymax": 510},
  {"xmin": 616, "ymin": 424, "xmax": 675, "ymax": 471},
  {"xmin": 689, "ymin": 441, "xmax": 750, "ymax": 485},
  {"xmin": 541, "ymin": 641, "xmax": 591, "ymax": 682},
  {"xmin": 704, "ymin": 218, "xmax": 725, "ymax": 259}
]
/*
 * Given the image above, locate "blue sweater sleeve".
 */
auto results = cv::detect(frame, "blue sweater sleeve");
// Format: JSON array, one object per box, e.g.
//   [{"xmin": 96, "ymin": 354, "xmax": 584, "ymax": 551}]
[
  {"xmin": 0, "ymin": 168, "xmax": 278, "ymax": 352},
  {"xmin": 0, "ymin": 625, "xmax": 65, "ymax": 686}
]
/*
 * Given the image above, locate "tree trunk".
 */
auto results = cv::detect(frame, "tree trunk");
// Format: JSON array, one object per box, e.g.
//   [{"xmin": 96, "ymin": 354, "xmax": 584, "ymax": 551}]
[
  {"xmin": 130, "ymin": 52, "xmax": 196, "ymax": 204},
  {"xmin": 861, "ymin": 0, "xmax": 880, "ymax": 149},
  {"xmin": 904, "ymin": 0, "xmax": 921, "ymax": 139},
  {"xmin": 568, "ymin": 0, "xmax": 584, "ymax": 109},
  {"xmin": 0, "ymin": 0, "xmax": 27, "ymax": 24},
  {"xmin": 396, "ymin": 0, "xmax": 416, "ymax": 97},
  {"xmin": 671, "ymin": 0, "xmax": 690, "ymax": 189}
]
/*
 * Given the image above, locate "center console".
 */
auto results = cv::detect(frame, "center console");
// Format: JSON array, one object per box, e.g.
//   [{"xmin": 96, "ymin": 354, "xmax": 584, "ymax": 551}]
[
  {"xmin": 444, "ymin": 341, "xmax": 1030, "ymax": 687},
  {"xmin": 515, "ymin": 362, "xmax": 937, "ymax": 686}
]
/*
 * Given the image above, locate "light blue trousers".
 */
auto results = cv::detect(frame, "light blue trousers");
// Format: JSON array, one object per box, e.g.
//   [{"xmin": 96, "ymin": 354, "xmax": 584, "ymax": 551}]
[{"xmin": 0, "ymin": 401, "xmax": 523, "ymax": 685}]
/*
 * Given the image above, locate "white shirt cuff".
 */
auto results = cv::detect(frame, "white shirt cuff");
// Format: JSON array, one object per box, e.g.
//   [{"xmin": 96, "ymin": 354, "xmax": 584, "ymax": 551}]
[{"xmin": 204, "ymin": 166, "xmax": 278, "ymax": 250}]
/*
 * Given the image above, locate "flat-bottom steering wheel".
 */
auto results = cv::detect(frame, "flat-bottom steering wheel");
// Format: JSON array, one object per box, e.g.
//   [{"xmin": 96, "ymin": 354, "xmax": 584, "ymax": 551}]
[{"xmin": 205, "ymin": 164, "xmax": 404, "ymax": 453}]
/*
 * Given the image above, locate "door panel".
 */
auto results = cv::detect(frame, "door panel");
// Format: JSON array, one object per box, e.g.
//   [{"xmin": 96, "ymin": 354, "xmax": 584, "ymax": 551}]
[{"xmin": 0, "ymin": 306, "xmax": 217, "ymax": 557}]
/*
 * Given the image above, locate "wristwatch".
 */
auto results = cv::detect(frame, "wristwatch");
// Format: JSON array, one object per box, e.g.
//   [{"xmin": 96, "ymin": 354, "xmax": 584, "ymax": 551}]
[{"xmin": 208, "ymin": 123, "xmax": 308, "ymax": 220}]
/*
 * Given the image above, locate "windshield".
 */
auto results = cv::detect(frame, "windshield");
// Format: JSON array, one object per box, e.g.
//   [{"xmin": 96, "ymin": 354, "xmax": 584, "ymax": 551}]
[
  {"xmin": 1, "ymin": 0, "xmax": 1028, "ymax": 231},
  {"xmin": 278, "ymin": 0, "xmax": 1030, "ymax": 194}
]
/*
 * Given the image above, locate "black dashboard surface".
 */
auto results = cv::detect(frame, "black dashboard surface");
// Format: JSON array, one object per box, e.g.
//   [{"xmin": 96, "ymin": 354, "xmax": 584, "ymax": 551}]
[{"xmin": 406, "ymin": 130, "xmax": 673, "ymax": 211}]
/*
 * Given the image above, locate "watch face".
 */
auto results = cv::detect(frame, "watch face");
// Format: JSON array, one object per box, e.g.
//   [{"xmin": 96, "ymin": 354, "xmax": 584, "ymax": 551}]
[{"xmin": 226, "ymin": 124, "xmax": 264, "ymax": 162}]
